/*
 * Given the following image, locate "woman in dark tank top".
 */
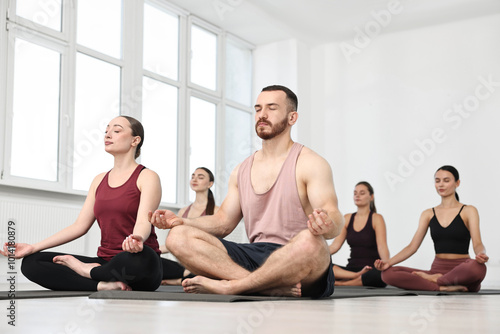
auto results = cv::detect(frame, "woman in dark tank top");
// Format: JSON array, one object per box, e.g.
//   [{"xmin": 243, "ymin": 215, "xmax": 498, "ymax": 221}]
[
  {"xmin": 329, "ymin": 181, "xmax": 390, "ymax": 287},
  {"xmin": 160, "ymin": 167, "xmax": 219, "ymax": 285},
  {"xmin": 375, "ymin": 165, "xmax": 488, "ymax": 292}
]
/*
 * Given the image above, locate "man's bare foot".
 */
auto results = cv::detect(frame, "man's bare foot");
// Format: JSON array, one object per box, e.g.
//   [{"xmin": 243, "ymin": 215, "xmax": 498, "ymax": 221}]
[
  {"xmin": 182, "ymin": 276, "xmax": 233, "ymax": 294},
  {"xmin": 53, "ymin": 255, "xmax": 101, "ymax": 279},
  {"xmin": 439, "ymin": 285, "xmax": 468, "ymax": 292},
  {"xmin": 97, "ymin": 281, "xmax": 132, "ymax": 291},
  {"xmin": 182, "ymin": 276, "xmax": 302, "ymax": 297},
  {"xmin": 412, "ymin": 271, "xmax": 442, "ymax": 283},
  {"xmin": 260, "ymin": 283, "xmax": 302, "ymax": 297}
]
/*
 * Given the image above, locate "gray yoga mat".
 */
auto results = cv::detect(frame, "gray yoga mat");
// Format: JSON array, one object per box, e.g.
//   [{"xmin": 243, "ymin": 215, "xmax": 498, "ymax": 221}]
[
  {"xmin": 0, "ymin": 290, "xmax": 92, "ymax": 300},
  {"xmin": 3, "ymin": 286, "xmax": 499, "ymax": 302},
  {"xmin": 88, "ymin": 286, "xmax": 419, "ymax": 303},
  {"xmin": 89, "ymin": 286, "xmax": 500, "ymax": 302}
]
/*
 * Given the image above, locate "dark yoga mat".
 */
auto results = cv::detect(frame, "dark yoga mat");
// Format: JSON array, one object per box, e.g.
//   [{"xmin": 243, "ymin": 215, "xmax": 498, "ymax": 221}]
[
  {"xmin": 339, "ymin": 286, "xmax": 500, "ymax": 297},
  {"xmin": 88, "ymin": 286, "xmax": 419, "ymax": 303},
  {"xmin": 5, "ymin": 286, "xmax": 499, "ymax": 302},
  {"xmin": 0, "ymin": 290, "xmax": 93, "ymax": 300},
  {"xmin": 409, "ymin": 288, "xmax": 500, "ymax": 296}
]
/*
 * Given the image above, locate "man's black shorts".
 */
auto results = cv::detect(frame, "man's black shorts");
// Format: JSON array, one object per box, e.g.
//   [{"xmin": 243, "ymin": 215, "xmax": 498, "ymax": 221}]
[{"xmin": 219, "ymin": 238, "xmax": 335, "ymax": 298}]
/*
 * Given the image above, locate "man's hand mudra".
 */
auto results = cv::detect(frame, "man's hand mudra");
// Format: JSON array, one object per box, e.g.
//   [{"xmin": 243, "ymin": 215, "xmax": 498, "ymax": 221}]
[{"xmin": 148, "ymin": 210, "xmax": 184, "ymax": 230}]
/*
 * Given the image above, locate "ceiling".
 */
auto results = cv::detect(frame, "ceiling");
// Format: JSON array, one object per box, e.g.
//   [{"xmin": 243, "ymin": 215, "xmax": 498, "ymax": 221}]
[{"xmin": 166, "ymin": 0, "xmax": 500, "ymax": 46}]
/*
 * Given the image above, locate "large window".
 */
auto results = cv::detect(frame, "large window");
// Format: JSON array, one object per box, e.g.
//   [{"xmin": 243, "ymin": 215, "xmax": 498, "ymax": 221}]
[
  {"xmin": 0, "ymin": 0, "xmax": 254, "ymax": 207},
  {"xmin": 10, "ymin": 39, "xmax": 61, "ymax": 182}
]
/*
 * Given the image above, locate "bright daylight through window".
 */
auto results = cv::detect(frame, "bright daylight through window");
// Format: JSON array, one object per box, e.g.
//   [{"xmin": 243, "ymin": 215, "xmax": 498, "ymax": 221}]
[{"xmin": 1, "ymin": 0, "xmax": 253, "ymax": 207}]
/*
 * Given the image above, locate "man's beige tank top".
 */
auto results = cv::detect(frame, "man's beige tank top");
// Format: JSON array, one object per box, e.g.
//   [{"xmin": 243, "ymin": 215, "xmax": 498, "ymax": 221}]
[{"xmin": 237, "ymin": 142, "xmax": 309, "ymax": 245}]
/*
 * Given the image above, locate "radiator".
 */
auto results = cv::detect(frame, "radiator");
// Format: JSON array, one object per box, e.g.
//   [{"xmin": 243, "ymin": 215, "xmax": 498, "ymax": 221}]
[{"xmin": 0, "ymin": 198, "xmax": 91, "ymax": 255}]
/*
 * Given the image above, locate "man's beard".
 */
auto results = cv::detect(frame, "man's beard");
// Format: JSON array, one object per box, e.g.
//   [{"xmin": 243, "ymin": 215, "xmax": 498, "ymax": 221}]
[{"xmin": 255, "ymin": 115, "xmax": 288, "ymax": 140}]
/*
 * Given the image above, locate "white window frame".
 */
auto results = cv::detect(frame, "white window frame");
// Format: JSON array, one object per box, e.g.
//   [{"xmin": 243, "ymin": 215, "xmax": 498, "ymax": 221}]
[{"xmin": 0, "ymin": 0, "xmax": 254, "ymax": 209}]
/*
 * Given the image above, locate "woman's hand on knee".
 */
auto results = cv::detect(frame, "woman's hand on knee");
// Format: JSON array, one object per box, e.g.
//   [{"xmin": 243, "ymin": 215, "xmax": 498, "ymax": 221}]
[
  {"xmin": 122, "ymin": 235, "xmax": 144, "ymax": 253},
  {"xmin": 0, "ymin": 242, "xmax": 34, "ymax": 259},
  {"xmin": 476, "ymin": 253, "xmax": 489, "ymax": 264}
]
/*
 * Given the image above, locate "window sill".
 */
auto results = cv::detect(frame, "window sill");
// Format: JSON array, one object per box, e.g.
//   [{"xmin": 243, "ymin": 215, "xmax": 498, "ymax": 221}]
[{"xmin": 0, "ymin": 181, "xmax": 182, "ymax": 211}]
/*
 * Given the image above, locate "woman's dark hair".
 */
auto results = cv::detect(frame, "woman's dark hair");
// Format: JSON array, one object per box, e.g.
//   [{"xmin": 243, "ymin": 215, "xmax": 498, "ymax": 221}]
[
  {"xmin": 197, "ymin": 167, "xmax": 215, "ymax": 215},
  {"xmin": 436, "ymin": 165, "xmax": 460, "ymax": 201},
  {"xmin": 356, "ymin": 181, "xmax": 376, "ymax": 213},
  {"xmin": 121, "ymin": 115, "xmax": 144, "ymax": 159}
]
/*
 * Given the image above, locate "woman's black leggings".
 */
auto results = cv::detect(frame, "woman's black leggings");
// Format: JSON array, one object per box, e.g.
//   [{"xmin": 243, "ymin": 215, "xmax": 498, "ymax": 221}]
[{"xmin": 21, "ymin": 245, "xmax": 162, "ymax": 291}]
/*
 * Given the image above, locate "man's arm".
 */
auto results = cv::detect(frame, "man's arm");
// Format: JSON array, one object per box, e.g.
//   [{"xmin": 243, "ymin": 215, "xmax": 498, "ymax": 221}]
[
  {"xmin": 298, "ymin": 148, "xmax": 344, "ymax": 240},
  {"xmin": 150, "ymin": 165, "xmax": 243, "ymax": 238}
]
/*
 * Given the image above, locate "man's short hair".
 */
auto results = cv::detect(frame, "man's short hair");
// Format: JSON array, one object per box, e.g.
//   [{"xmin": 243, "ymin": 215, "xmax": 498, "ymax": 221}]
[{"xmin": 261, "ymin": 85, "xmax": 298, "ymax": 112}]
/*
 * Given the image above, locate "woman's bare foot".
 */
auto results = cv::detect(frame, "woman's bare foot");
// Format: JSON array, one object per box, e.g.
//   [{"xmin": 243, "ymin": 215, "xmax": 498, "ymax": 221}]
[
  {"xmin": 358, "ymin": 265, "xmax": 372, "ymax": 276},
  {"xmin": 161, "ymin": 269, "xmax": 193, "ymax": 286},
  {"xmin": 335, "ymin": 277, "xmax": 363, "ymax": 286},
  {"xmin": 161, "ymin": 278, "xmax": 182, "ymax": 285},
  {"xmin": 53, "ymin": 255, "xmax": 101, "ymax": 278},
  {"xmin": 439, "ymin": 285, "xmax": 468, "ymax": 292},
  {"xmin": 412, "ymin": 271, "xmax": 442, "ymax": 283},
  {"xmin": 97, "ymin": 281, "xmax": 132, "ymax": 291}
]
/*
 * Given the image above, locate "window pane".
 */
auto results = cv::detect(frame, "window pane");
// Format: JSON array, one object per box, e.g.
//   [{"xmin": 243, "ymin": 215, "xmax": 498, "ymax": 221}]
[
  {"xmin": 226, "ymin": 41, "xmax": 252, "ymax": 106},
  {"xmin": 11, "ymin": 39, "xmax": 60, "ymax": 181},
  {"xmin": 143, "ymin": 4, "xmax": 178, "ymax": 80},
  {"xmin": 189, "ymin": 97, "xmax": 216, "ymax": 201},
  {"xmin": 222, "ymin": 106, "xmax": 252, "ymax": 196},
  {"xmin": 77, "ymin": 0, "xmax": 122, "ymax": 58},
  {"xmin": 16, "ymin": 0, "xmax": 62, "ymax": 31},
  {"xmin": 190, "ymin": 25, "xmax": 217, "ymax": 90},
  {"xmin": 73, "ymin": 53, "xmax": 120, "ymax": 191},
  {"xmin": 141, "ymin": 77, "xmax": 178, "ymax": 204}
]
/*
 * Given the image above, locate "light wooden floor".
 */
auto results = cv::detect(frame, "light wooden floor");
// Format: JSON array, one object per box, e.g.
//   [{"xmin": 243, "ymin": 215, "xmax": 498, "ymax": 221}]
[{"xmin": 1, "ymin": 283, "xmax": 500, "ymax": 334}]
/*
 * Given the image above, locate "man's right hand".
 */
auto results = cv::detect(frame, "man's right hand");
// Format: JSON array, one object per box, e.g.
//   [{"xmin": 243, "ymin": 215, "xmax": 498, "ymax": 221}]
[{"xmin": 148, "ymin": 210, "xmax": 184, "ymax": 230}]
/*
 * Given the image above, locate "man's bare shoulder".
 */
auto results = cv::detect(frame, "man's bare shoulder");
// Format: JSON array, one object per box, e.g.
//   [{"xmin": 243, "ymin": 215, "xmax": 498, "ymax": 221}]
[{"xmin": 297, "ymin": 145, "xmax": 331, "ymax": 168}]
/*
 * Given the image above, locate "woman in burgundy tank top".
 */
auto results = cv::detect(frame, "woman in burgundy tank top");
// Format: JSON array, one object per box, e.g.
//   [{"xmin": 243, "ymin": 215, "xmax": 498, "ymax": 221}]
[
  {"xmin": 329, "ymin": 182, "xmax": 390, "ymax": 287},
  {"xmin": 1, "ymin": 116, "xmax": 170, "ymax": 291}
]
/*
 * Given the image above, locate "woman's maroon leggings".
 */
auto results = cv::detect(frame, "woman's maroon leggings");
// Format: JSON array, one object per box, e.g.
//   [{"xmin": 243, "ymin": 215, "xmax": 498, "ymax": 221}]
[{"xmin": 381, "ymin": 257, "xmax": 486, "ymax": 292}]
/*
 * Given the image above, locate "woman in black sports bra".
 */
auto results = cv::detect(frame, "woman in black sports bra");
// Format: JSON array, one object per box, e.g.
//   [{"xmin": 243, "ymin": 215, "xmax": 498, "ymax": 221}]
[{"xmin": 374, "ymin": 165, "xmax": 488, "ymax": 292}]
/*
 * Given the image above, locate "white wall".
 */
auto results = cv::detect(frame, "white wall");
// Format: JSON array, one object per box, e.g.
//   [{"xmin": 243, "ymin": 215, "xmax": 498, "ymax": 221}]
[
  {"xmin": 253, "ymin": 39, "xmax": 314, "ymax": 145},
  {"xmin": 255, "ymin": 13, "xmax": 500, "ymax": 287}
]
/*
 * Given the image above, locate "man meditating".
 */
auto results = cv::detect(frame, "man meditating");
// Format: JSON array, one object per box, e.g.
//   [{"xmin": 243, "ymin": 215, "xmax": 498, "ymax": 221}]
[{"xmin": 150, "ymin": 85, "xmax": 344, "ymax": 298}]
